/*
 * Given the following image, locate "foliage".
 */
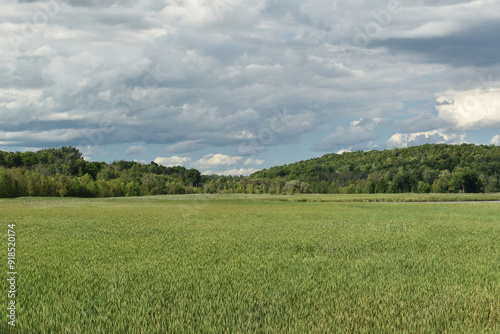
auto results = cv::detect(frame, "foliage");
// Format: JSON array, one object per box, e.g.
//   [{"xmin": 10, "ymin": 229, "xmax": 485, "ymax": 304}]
[
  {"xmin": 0, "ymin": 144, "xmax": 499, "ymax": 198},
  {"xmin": 251, "ymin": 143, "xmax": 500, "ymax": 194},
  {"xmin": 0, "ymin": 147, "xmax": 201, "ymax": 198}
]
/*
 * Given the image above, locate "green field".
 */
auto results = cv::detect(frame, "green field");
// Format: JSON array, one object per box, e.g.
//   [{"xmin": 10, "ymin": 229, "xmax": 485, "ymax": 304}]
[{"xmin": 1, "ymin": 194, "xmax": 499, "ymax": 333}]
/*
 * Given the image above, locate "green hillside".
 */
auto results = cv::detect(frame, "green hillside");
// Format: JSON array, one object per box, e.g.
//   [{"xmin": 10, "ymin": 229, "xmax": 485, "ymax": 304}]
[{"xmin": 250, "ymin": 144, "xmax": 500, "ymax": 194}]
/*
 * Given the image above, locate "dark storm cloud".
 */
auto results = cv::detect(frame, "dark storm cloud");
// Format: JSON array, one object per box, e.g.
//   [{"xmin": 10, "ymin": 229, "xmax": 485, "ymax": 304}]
[
  {"xmin": 374, "ymin": 22, "xmax": 500, "ymax": 67},
  {"xmin": 2, "ymin": 0, "xmax": 500, "ymax": 161}
]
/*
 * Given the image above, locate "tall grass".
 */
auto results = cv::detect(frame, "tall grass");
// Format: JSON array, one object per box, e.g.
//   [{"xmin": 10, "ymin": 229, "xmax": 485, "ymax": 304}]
[{"xmin": 1, "ymin": 195, "xmax": 499, "ymax": 333}]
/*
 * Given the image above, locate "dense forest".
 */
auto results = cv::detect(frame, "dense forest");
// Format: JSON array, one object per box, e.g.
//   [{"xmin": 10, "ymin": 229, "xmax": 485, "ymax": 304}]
[
  {"xmin": 251, "ymin": 144, "xmax": 500, "ymax": 194},
  {"xmin": 0, "ymin": 147, "xmax": 202, "ymax": 198},
  {"xmin": 0, "ymin": 144, "xmax": 499, "ymax": 198}
]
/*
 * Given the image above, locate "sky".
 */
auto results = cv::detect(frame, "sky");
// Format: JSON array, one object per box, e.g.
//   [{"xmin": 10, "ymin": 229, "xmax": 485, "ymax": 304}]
[{"xmin": 1, "ymin": 0, "xmax": 500, "ymax": 175}]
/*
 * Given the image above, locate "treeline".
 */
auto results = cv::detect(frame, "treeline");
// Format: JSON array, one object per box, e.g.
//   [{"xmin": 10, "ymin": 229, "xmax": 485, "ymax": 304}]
[
  {"xmin": 0, "ymin": 144, "xmax": 499, "ymax": 198},
  {"xmin": 0, "ymin": 147, "xmax": 202, "ymax": 198},
  {"xmin": 251, "ymin": 144, "xmax": 500, "ymax": 194}
]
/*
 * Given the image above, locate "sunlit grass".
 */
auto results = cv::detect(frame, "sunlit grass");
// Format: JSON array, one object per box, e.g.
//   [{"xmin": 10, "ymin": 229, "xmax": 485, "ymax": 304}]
[{"xmin": 1, "ymin": 195, "xmax": 499, "ymax": 333}]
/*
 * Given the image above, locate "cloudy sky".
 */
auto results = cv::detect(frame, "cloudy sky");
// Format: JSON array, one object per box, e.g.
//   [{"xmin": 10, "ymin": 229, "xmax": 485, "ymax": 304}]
[{"xmin": 1, "ymin": 0, "xmax": 500, "ymax": 175}]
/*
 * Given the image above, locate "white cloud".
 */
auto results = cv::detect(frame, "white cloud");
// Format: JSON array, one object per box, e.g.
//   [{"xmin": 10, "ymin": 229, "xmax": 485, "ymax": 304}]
[
  {"xmin": 195, "ymin": 154, "xmax": 242, "ymax": 168},
  {"xmin": 337, "ymin": 148, "xmax": 352, "ymax": 154},
  {"xmin": 243, "ymin": 158, "xmax": 264, "ymax": 166},
  {"xmin": 78, "ymin": 145, "xmax": 109, "ymax": 160},
  {"xmin": 202, "ymin": 168, "xmax": 260, "ymax": 176},
  {"xmin": 436, "ymin": 88, "xmax": 500, "ymax": 130},
  {"xmin": 386, "ymin": 129, "xmax": 465, "ymax": 148},
  {"xmin": 161, "ymin": 0, "xmax": 219, "ymax": 26},
  {"xmin": 31, "ymin": 45, "xmax": 58, "ymax": 57},
  {"xmin": 386, "ymin": 133, "xmax": 406, "ymax": 147},
  {"xmin": 161, "ymin": 0, "xmax": 267, "ymax": 27},
  {"xmin": 491, "ymin": 135, "xmax": 500, "ymax": 145},
  {"xmin": 125, "ymin": 145, "xmax": 147, "ymax": 156},
  {"xmin": 154, "ymin": 156, "xmax": 191, "ymax": 167}
]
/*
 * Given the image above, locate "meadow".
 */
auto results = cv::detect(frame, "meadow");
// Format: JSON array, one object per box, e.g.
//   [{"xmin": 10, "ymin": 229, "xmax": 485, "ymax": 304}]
[{"xmin": 1, "ymin": 194, "xmax": 499, "ymax": 333}]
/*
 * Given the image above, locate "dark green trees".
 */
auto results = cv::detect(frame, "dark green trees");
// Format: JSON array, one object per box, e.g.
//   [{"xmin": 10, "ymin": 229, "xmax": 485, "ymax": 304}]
[
  {"xmin": 450, "ymin": 167, "xmax": 483, "ymax": 193},
  {"xmin": 0, "ymin": 147, "xmax": 203, "ymax": 198},
  {"xmin": 0, "ymin": 144, "xmax": 499, "ymax": 198},
  {"xmin": 251, "ymin": 144, "xmax": 500, "ymax": 194}
]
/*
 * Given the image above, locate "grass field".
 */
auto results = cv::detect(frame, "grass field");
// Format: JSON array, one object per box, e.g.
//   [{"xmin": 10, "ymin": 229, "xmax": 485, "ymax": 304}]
[{"xmin": 1, "ymin": 194, "xmax": 499, "ymax": 333}]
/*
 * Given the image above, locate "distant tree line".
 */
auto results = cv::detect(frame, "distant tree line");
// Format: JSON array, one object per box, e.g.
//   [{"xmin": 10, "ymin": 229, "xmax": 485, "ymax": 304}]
[
  {"xmin": 251, "ymin": 144, "xmax": 500, "ymax": 194},
  {"xmin": 0, "ymin": 147, "xmax": 201, "ymax": 198},
  {"xmin": 0, "ymin": 144, "xmax": 499, "ymax": 198}
]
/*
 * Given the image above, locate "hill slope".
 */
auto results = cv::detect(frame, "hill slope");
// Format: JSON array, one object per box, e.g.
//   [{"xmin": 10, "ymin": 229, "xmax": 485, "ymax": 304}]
[{"xmin": 250, "ymin": 144, "xmax": 500, "ymax": 193}]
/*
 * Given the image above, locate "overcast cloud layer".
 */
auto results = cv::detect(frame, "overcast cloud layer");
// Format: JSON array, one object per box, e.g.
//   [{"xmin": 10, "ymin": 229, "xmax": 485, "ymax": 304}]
[{"xmin": 1, "ymin": 0, "xmax": 500, "ymax": 175}]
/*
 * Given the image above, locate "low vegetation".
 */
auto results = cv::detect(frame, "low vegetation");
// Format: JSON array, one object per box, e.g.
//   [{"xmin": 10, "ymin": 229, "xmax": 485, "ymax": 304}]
[{"xmin": 1, "ymin": 195, "xmax": 499, "ymax": 333}]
